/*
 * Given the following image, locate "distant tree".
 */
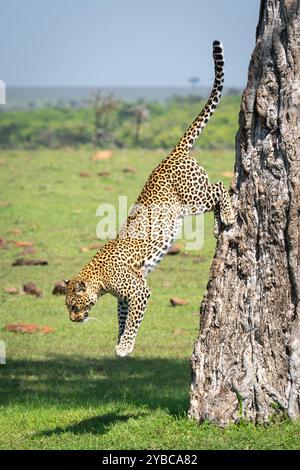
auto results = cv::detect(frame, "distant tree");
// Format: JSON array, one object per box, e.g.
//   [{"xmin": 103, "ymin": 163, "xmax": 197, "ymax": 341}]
[
  {"xmin": 168, "ymin": 95, "xmax": 203, "ymax": 106},
  {"xmin": 55, "ymin": 99, "xmax": 66, "ymax": 109},
  {"xmin": 44, "ymin": 101, "xmax": 53, "ymax": 109},
  {"xmin": 86, "ymin": 90, "xmax": 118, "ymax": 147},
  {"xmin": 69, "ymin": 99, "xmax": 79, "ymax": 109},
  {"xmin": 189, "ymin": 77, "xmax": 200, "ymax": 88},
  {"xmin": 129, "ymin": 105, "xmax": 149, "ymax": 145},
  {"xmin": 226, "ymin": 87, "xmax": 241, "ymax": 97}
]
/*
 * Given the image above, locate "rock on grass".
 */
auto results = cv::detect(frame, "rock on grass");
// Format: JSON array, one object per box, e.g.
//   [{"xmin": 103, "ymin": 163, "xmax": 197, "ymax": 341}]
[
  {"xmin": 79, "ymin": 242, "xmax": 103, "ymax": 253},
  {"xmin": 88, "ymin": 242, "xmax": 103, "ymax": 250},
  {"xmin": 170, "ymin": 297, "xmax": 188, "ymax": 307},
  {"xmin": 221, "ymin": 171, "xmax": 234, "ymax": 178},
  {"xmin": 12, "ymin": 258, "xmax": 48, "ymax": 266},
  {"xmin": 23, "ymin": 282, "xmax": 43, "ymax": 297},
  {"xmin": 52, "ymin": 281, "xmax": 67, "ymax": 296},
  {"xmin": 4, "ymin": 287, "xmax": 19, "ymax": 295},
  {"xmin": 5, "ymin": 323, "xmax": 55, "ymax": 334},
  {"xmin": 91, "ymin": 150, "xmax": 113, "ymax": 161},
  {"xmin": 167, "ymin": 244, "xmax": 181, "ymax": 255},
  {"xmin": 122, "ymin": 167, "xmax": 137, "ymax": 174},
  {"xmin": 15, "ymin": 241, "xmax": 33, "ymax": 247}
]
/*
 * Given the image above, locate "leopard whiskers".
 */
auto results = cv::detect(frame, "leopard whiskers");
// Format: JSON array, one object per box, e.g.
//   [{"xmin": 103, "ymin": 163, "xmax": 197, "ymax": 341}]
[{"xmin": 84, "ymin": 316, "xmax": 104, "ymax": 326}]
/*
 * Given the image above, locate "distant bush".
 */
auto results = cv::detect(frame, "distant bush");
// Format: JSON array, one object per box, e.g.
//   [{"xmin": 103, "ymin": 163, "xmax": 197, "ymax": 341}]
[{"xmin": 0, "ymin": 95, "xmax": 241, "ymax": 150}]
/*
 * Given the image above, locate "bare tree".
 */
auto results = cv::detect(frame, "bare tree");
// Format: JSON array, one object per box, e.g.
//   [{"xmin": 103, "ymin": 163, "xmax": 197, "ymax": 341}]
[
  {"xmin": 130, "ymin": 105, "xmax": 149, "ymax": 145},
  {"xmin": 189, "ymin": 0, "xmax": 300, "ymax": 425},
  {"xmin": 189, "ymin": 77, "xmax": 201, "ymax": 88},
  {"xmin": 86, "ymin": 90, "xmax": 118, "ymax": 147}
]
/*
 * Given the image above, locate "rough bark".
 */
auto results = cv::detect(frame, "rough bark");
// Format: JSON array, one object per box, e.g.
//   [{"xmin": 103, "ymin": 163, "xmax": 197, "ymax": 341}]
[{"xmin": 189, "ymin": 0, "xmax": 300, "ymax": 425}]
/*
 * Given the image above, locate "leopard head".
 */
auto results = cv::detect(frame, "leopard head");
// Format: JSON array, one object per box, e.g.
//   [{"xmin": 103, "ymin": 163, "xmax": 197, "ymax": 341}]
[{"xmin": 64, "ymin": 278, "xmax": 98, "ymax": 323}]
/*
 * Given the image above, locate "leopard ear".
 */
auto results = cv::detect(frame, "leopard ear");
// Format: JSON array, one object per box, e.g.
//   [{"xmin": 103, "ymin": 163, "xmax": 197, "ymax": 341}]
[
  {"xmin": 64, "ymin": 279, "xmax": 70, "ymax": 286},
  {"xmin": 75, "ymin": 280, "xmax": 86, "ymax": 294}
]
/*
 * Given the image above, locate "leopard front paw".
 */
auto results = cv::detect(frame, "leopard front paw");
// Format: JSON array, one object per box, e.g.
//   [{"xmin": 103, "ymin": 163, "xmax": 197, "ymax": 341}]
[
  {"xmin": 115, "ymin": 341, "xmax": 134, "ymax": 357},
  {"xmin": 220, "ymin": 208, "xmax": 235, "ymax": 226}
]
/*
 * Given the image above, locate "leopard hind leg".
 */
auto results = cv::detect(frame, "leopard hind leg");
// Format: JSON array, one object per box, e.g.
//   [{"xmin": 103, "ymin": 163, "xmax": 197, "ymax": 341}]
[
  {"xmin": 185, "ymin": 181, "xmax": 234, "ymax": 229},
  {"xmin": 117, "ymin": 299, "xmax": 128, "ymax": 343},
  {"xmin": 211, "ymin": 181, "xmax": 234, "ymax": 226}
]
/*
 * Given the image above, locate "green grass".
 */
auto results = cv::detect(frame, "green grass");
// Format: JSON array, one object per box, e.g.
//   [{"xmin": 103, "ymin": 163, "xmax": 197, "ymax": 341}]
[{"xmin": 0, "ymin": 147, "xmax": 299, "ymax": 450}]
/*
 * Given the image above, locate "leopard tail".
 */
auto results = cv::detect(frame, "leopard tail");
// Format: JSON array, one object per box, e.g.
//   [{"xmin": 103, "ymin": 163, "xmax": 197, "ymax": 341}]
[{"xmin": 171, "ymin": 40, "xmax": 224, "ymax": 155}]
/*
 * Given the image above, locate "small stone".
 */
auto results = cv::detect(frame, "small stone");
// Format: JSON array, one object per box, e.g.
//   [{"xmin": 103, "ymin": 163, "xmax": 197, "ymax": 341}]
[
  {"xmin": 122, "ymin": 167, "xmax": 137, "ymax": 174},
  {"xmin": 167, "ymin": 244, "xmax": 181, "ymax": 255},
  {"xmin": 88, "ymin": 242, "xmax": 103, "ymax": 250},
  {"xmin": 23, "ymin": 282, "xmax": 43, "ymax": 297},
  {"xmin": 4, "ymin": 287, "xmax": 19, "ymax": 295},
  {"xmin": 91, "ymin": 150, "xmax": 113, "ymax": 161},
  {"xmin": 15, "ymin": 241, "xmax": 33, "ymax": 247},
  {"xmin": 5, "ymin": 323, "xmax": 55, "ymax": 334},
  {"xmin": 221, "ymin": 171, "xmax": 234, "ymax": 178},
  {"xmin": 79, "ymin": 171, "xmax": 91, "ymax": 177},
  {"xmin": 5, "ymin": 323, "xmax": 40, "ymax": 333},
  {"xmin": 170, "ymin": 297, "xmax": 188, "ymax": 307},
  {"xmin": 52, "ymin": 281, "xmax": 67, "ymax": 296},
  {"xmin": 12, "ymin": 258, "xmax": 48, "ymax": 266},
  {"xmin": 98, "ymin": 171, "xmax": 110, "ymax": 177}
]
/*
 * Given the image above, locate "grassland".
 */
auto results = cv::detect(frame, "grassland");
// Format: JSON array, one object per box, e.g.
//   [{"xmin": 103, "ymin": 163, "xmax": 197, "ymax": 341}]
[{"xmin": 0, "ymin": 146, "xmax": 300, "ymax": 450}]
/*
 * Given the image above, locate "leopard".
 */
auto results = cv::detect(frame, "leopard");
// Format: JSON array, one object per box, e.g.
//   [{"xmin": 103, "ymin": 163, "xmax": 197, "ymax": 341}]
[{"xmin": 65, "ymin": 40, "xmax": 234, "ymax": 357}]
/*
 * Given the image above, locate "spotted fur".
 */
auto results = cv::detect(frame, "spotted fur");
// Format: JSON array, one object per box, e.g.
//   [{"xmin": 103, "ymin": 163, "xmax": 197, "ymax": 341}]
[{"xmin": 65, "ymin": 41, "xmax": 234, "ymax": 357}]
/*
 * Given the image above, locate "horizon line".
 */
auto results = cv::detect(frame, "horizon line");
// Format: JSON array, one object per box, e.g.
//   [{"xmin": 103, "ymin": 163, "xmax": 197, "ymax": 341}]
[{"xmin": 6, "ymin": 84, "xmax": 243, "ymax": 89}]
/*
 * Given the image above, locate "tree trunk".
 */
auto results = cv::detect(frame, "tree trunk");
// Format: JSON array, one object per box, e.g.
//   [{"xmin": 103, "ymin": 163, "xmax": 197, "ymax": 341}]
[{"xmin": 189, "ymin": 0, "xmax": 300, "ymax": 425}]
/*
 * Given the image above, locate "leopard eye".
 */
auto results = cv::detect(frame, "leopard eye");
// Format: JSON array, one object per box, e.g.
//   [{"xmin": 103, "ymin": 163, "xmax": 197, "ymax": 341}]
[{"xmin": 71, "ymin": 305, "xmax": 80, "ymax": 313}]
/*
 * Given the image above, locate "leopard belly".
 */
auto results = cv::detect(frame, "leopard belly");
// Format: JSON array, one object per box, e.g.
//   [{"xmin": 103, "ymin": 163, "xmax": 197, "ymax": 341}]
[{"xmin": 141, "ymin": 215, "xmax": 183, "ymax": 277}]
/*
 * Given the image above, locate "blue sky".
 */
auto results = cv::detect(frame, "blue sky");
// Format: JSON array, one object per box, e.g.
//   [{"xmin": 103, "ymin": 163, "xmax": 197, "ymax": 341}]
[{"xmin": 1, "ymin": 0, "xmax": 260, "ymax": 87}]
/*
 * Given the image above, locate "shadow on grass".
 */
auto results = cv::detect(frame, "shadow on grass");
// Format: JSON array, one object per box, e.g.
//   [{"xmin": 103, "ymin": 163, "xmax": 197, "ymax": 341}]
[
  {"xmin": 0, "ymin": 355, "xmax": 190, "ymax": 435},
  {"xmin": 41, "ymin": 412, "xmax": 148, "ymax": 437}
]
